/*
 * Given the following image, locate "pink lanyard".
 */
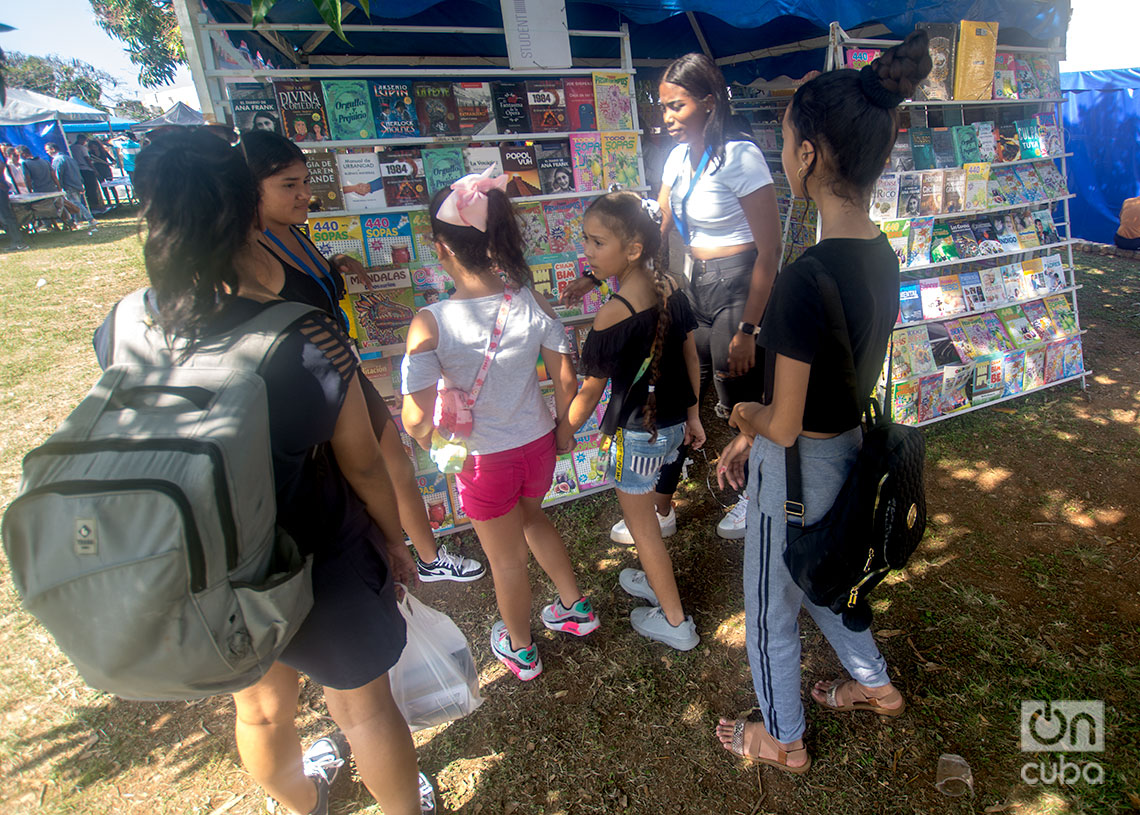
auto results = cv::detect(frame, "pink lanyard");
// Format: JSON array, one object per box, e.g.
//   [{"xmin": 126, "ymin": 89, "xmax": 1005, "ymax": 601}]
[{"xmin": 464, "ymin": 289, "xmax": 513, "ymax": 407}]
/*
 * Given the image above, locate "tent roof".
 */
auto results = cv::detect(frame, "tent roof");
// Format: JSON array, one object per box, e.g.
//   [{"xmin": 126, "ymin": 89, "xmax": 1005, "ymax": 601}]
[
  {"xmin": 62, "ymin": 116, "xmax": 139, "ymax": 134},
  {"xmin": 1062, "ymin": 68, "xmax": 1140, "ymax": 92},
  {"xmin": 0, "ymin": 88, "xmax": 111, "ymax": 125},
  {"xmin": 136, "ymin": 102, "xmax": 205, "ymax": 130},
  {"xmin": 209, "ymin": 0, "xmax": 1069, "ymax": 81}
]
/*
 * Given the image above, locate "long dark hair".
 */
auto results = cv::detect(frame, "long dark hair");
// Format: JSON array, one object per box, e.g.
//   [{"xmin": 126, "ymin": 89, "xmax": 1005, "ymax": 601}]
[
  {"xmin": 239, "ymin": 128, "xmax": 306, "ymax": 183},
  {"xmin": 789, "ymin": 31, "xmax": 932, "ymax": 206},
  {"xmin": 134, "ymin": 129, "xmax": 259, "ymax": 342},
  {"xmin": 428, "ymin": 185, "xmax": 532, "ymax": 289},
  {"xmin": 585, "ymin": 191, "xmax": 671, "ymax": 441},
  {"xmin": 662, "ymin": 52, "xmax": 750, "ymax": 172}
]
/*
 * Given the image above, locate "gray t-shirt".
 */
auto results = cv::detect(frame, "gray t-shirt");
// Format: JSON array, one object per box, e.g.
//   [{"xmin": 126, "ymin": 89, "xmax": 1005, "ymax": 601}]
[{"xmin": 402, "ymin": 286, "xmax": 572, "ymax": 455}]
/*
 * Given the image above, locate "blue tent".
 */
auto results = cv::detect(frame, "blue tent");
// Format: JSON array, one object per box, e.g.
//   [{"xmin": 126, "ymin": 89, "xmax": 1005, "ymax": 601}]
[
  {"xmin": 1060, "ymin": 69, "xmax": 1140, "ymax": 242},
  {"xmin": 209, "ymin": 0, "xmax": 1068, "ymax": 82}
]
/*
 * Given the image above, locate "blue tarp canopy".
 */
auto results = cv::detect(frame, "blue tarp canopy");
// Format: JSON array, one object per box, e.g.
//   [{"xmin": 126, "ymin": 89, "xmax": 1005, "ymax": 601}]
[
  {"xmin": 210, "ymin": 0, "xmax": 1068, "ymax": 82},
  {"xmin": 58, "ymin": 97, "xmax": 137, "ymax": 133},
  {"xmin": 1060, "ymin": 69, "xmax": 1140, "ymax": 242}
]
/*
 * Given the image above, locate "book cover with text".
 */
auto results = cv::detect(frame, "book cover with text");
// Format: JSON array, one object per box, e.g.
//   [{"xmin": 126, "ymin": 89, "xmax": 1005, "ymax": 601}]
[
  {"xmin": 422, "ymin": 146, "xmax": 466, "ymax": 196},
  {"xmin": 601, "ymin": 131, "xmax": 639, "ymax": 189},
  {"xmin": 453, "ymin": 81, "xmax": 497, "ymax": 136},
  {"xmin": 307, "ymin": 215, "xmax": 364, "ymax": 264},
  {"xmin": 227, "ymin": 82, "xmax": 282, "ymax": 134},
  {"xmin": 322, "ymin": 79, "xmax": 377, "ymax": 140},
  {"xmin": 274, "ymin": 79, "xmax": 330, "ymax": 142},
  {"xmin": 564, "ymin": 77, "xmax": 597, "ymax": 131},
  {"xmin": 413, "ymin": 81, "xmax": 461, "ymax": 136},
  {"xmin": 362, "ymin": 213, "xmax": 415, "ymax": 267},
  {"xmin": 592, "ymin": 72, "xmax": 634, "ymax": 131},
  {"xmin": 306, "ymin": 151, "xmax": 344, "ymax": 211},
  {"xmin": 369, "ymin": 81, "xmax": 419, "ymax": 138},
  {"xmin": 525, "ymin": 79, "xmax": 567, "ymax": 132},
  {"xmin": 336, "ymin": 152, "xmax": 386, "ymax": 212},
  {"xmin": 491, "ymin": 81, "xmax": 532, "ymax": 134}
]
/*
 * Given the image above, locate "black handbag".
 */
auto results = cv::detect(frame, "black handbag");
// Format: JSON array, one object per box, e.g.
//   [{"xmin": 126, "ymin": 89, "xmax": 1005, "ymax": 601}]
[{"xmin": 781, "ymin": 268, "xmax": 927, "ymax": 631}]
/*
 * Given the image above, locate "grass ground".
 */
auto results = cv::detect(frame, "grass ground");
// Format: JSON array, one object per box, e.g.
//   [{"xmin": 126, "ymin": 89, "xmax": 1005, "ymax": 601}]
[{"xmin": 0, "ymin": 216, "xmax": 1136, "ymax": 814}]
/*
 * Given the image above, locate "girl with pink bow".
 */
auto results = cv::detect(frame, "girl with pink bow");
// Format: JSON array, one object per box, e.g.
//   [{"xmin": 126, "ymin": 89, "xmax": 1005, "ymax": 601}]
[{"xmin": 400, "ymin": 170, "xmax": 599, "ymax": 682}]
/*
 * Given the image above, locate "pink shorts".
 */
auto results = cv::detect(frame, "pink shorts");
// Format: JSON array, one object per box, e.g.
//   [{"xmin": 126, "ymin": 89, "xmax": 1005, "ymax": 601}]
[{"xmin": 455, "ymin": 432, "xmax": 556, "ymax": 521}]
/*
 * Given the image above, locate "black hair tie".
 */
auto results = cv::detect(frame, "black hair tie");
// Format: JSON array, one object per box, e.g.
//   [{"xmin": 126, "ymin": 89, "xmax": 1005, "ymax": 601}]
[{"xmin": 859, "ymin": 65, "xmax": 906, "ymax": 110}]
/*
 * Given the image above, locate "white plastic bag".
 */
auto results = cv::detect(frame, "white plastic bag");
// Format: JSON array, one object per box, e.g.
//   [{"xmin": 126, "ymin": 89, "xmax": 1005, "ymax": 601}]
[{"xmin": 389, "ymin": 589, "xmax": 483, "ymax": 731}]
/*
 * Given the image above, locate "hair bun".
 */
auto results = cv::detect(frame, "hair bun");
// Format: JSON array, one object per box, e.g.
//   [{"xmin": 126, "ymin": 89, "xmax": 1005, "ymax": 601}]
[{"xmin": 863, "ymin": 30, "xmax": 934, "ymax": 108}]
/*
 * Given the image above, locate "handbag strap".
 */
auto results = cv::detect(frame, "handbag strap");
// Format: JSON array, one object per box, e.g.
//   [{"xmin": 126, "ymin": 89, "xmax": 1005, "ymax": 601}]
[{"xmin": 464, "ymin": 288, "xmax": 513, "ymax": 408}]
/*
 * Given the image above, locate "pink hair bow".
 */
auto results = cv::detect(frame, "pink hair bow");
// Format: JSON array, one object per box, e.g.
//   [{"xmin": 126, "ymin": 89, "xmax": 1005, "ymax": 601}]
[{"xmin": 436, "ymin": 166, "xmax": 510, "ymax": 232}]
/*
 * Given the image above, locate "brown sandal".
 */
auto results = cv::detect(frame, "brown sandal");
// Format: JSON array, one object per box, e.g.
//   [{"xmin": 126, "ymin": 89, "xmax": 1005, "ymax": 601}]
[
  {"xmin": 723, "ymin": 709, "xmax": 812, "ymax": 775},
  {"xmin": 812, "ymin": 679, "xmax": 906, "ymax": 717}
]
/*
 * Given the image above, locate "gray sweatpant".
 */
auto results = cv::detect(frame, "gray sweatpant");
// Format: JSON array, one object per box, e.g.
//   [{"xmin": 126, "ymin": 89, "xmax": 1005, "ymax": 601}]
[{"xmin": 744, "ymin": 428, "xmax": 891, "ymax": 743}]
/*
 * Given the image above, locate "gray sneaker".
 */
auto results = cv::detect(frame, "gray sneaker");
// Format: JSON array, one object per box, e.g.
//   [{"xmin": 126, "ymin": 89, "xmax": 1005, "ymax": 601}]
[
  {"xmin": 630, "ymin": 605, "xmax": 699, "ymax": 651},
  {"xmin": 618, "ymin": 568, "xmax": 659, "ymax": 605}
]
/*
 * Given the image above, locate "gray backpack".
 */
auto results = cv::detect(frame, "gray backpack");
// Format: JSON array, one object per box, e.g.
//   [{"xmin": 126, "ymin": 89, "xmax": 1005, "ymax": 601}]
[{"xmin": 3, "ymin": 289, "xmax": 318, "ymax": 701}]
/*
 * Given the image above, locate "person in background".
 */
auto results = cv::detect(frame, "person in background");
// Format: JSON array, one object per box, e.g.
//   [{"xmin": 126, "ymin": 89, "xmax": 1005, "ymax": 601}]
[
  {"xmin": 45, "ymin": 142, "xmax": 98, "ymax": 233},
  {"xmin": 88, "ymin": 136, "xmax": 116, "ymax": 204},
  {"xmin": 240, "ymin": 129, "xmax": 485, "ymax": 585},
  {"xmin": 18, "ymin": 146, "xmax": 58, "ymax": 194},
  {"xmin": 70, "ymin": 135, "xmax": 105, "ymax": 213},
  {"xmin": 713, "ymin": 32, "xmax": 931, "ymax": 774},
  {"xmin": 0, "ymin": 146, "xmax": 30, "ymax": 251},
  {"xmin": 120, "ymin": 133, "xmax": 140, "ymax": 197},
  {"xmin": 1114, "ymin": 196, "xmax": 1140, "ymax": 251},
  {"xmin": 3, "ymin": 144, "xmax": 27, "ymax": 194}
]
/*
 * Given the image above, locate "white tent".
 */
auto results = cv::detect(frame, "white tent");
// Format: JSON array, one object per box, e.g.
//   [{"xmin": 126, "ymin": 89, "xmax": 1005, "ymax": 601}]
[{"xmin": 0, "ymin": 88, "xmax": 110, "ymax": 126}]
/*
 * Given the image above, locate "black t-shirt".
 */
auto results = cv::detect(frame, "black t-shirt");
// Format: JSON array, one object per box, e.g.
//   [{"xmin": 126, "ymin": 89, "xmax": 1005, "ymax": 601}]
[
  {"xmin": 264, "ymin": 228, "xmax": 348, "ymax": 324},
  {"xmin": 22, "ymin": 157, "xmax": 57, "ymax": 193},
  {"xmin": 757, "ymin": 234, "xmax": 899, "ymax": 433},
  {"xmin": 94, "ymin": 296, "xmax": 371, "ymax": 561},
  {"xmin": 579, "ymin": 288, "xmax": 699, "ymax": 435}
]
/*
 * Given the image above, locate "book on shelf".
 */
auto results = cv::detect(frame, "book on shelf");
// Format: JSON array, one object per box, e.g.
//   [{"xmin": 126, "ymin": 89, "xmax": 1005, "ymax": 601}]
[
  {"xmin": 601, "ymin": 131, "xmax": 639, "ymax": 189},
  {"xmin": 525, "ymin": 79, "xmax": 568, "ymax": 132},
  {"xmin": 422, "ymin": 146, "xmax": 466, "ymax": 196},
  {"xmin": 1043, "ymin": 293, "xmax": 1078, "ymax": 336},
  {"xmin": 915, "ymin": 22, "xmax": 957, "ymax": 101},
  {"xmin": 543, "ymin": 198, "xmax": 585, "ymax": 254},
  {"xmin": 889, "ymin": 134, "xmax": 915, "ymax": 172},
  {"xmin": 898, "ymin": 172, "xmax": 922, "ymax": 218},
  {"xmin": 907, "ymin": 217, "xmax": 934, "ymax": 266},
  {"xmin": 538, "ymin": 150, "xmax": 575, "ymax": 195},
  {"xmin": 995, "ymin": 124, "xmax": 1022, "ymax": 163},
  {"xmin": 336, "ymin": 152, "xmax": 386, "ymax": 212},
  {"xmin": 529, "ymin": 258, "xmax": 556, "ymax": 302},
  {"xmin": 959, "ymin": 270, "xmax": 986, "ymax": 311},
  {"xmin": 953, "ymin": 20, "xmax": 999, "ymax": 101},
  {"xmin": 881, "ymin": 219, "xmax": 910, "ymax": 267},
  {"xmin": 500, "ymin": 144, "xmax": 542, "ymax": 197},
  {"xmin": 462, "ymin": 144, "xmax": 501, "ymax": 176},
  {"xmin": 1041, "ymin": 255, "xmax": 1067, "ymax": 293},
  {"xmin": 563, "ymin": 77, "xmax": 597, "ymax": 131},
  {"xmin": 1034, "ymin": 161, "xmax": 1068, "ymax": 199},
  {"xmin": 343, "ymin": 265, "xmax": 412, "ymax": 295},
  {"xmin": 446, "ymin": 474, "xmax": 470, "ymax": 528},
  {"xmin": 410, "ymin": 263, "xmax": 454, "ymax": 308},
  {"xmin": 274, "ymin": 79, "xmax": 330, "ymax": 142},
  {"xmin": 1021, "ymin": 258, "xmax": 1050, "ymax": 296},
  {"xmin": 941, "ymin": 363, "xmax": 974, "ymax": 413},
  {"xmin": 939, "ymin": 274, "xmax": 967, "ymax": 315},
  {"xmin": 982, "ymin": 312, "xmax": 1016, "ymax": 352},
  {"xmin": 1023, "ymin": 346, "xmax": 1047, "ymax": 390},
  {"xmin": 1031, "ymin": 208, "xmax": 1060, "ymax": 245},
  {"xmin": 970, "ymin": 218, "xmax": 1002, "ymax": 254},
  {"xmin": 1043, "ymin": 341, "xmax": 1064, "ymax": 383},
  {"xmin": 1060, "ymin": 336, "xmax": 1084, "ymax": 378},
  {"xmin": 378, "ymin": 147, "xmax": 424, "ymax": 179},
  {"xmin": 390, "ymin": 413, "xmax": 420, "ymax": 469},
  {"xmin": 870, "ymin": 173, "xmax": 899, "ymax": 221},
  {"xmin": 845, "ymin": 48, "xmax": 882, "ymax": 69},
  {"xmin": 383, "ymin": 177, "xmax": 427, "ymax": 207},
  {"xmin": 942, "ymin": 168, "xmax": 966, "ymax": 213},
  {"xmin": 351, "ymin": 286, "xmax": 416, "ymax": 356},
  {"xmin": 1001, "ymin": 349, "xmax": 1026, "ymax": 396},
  {"xmin": 369, "ymin": 81, "xmax": 419, "ymax": 138},
  {"xmin": 413, "ymin": 81, "xmax": 461, "ymax": 136},
  {"xmin": 949, "ymin": 220, "xmax": 981, "ymax": 258},
  {"xmin": 951, "ymin": 125, "xmax": 984, "ymax": 165},
  {"xmin": 592, "ymin": 72, "xmax": 634, "ymax": 131},
  {"xmin": 226, "ymin": 82, "xmax": 282, "ymax": 134},
  {"xmin": 909, "ymin": 127, "xmax": 936, "ymax": 171},
  {"xmin": 898, "ymin": 325, "xmax": 938, "ymax": 377},
  {"xmin": 417, "ymin": 473, "xmax": 455, "ymax": 532},
  {"xmin": 1013, "ymin": 164, "xmax": 1047, "ymax": 202},
  {"xmin": 892, "ymin": 379, "xmax": 920, "ymax": 425},
  {"xmin": 973, "ymin": 121, "xmax": 997, "ymax": 162},
  {"xmin": 543, "ymin": 454, "xmax": 581, "ymax": 506},
  {"xmin": 569, "ymin": 133, "xmax": 604, "ymax": 192},
  {"xmin": 919, "ymin": 277, "xmax": 944, "ymax": 318},
  {"xmin": 305, "ymin": 151, "xmax": 344, "ymax": 211},
  {"xmin": 1021, "ymin": 299, "xmax": 1059, "ymax": 341},
  {"xmin": 1014, "ymin": 56, "xmax": 1041, "ymax": 100},
  {"xmin": 1013, "ymin": 209, "xmax": 1041, "ymax": 248},
  {"xmin": 322, "ymin": 79, "xmax": 377, "ymax": 141},
  {"xmin": 515, "ymin": 201, "xmax": 551, "ymax": 256},
  {"xmin": 972, "ymin": 354, "xmax": 1004, "ymax": 404},
  {"xmin": 899, "ymin": 281, "xmax": 923, "ymax": 323},
  {"xmin": 360, "ymin": 357, "xmax": 399, "ymax": 405},
  {"xmin": 307, "ymin": 214, "xmax": 365, "ymax": 264},
  {"xmin": 952, "ymin": 315, "xmax": 984, "ymax": 358},
  {"xmin": 362, "ymin": 213, "xmax": 415, "ymax": 267},
  {"xmin": 1014, "ymin": 119, "xmax": 1045, "ymax": 159},
  {"xmin": 491, "ymin": 81, "xmax": 532, "ymax": 134},
  {"xmin": 551, "ymin": 255, "xmax": 582, "ymax": 318},
  {"xmin": 929, "ymin": 221, "xmax": 957, "ymax": 262},
  {"xmin": 917, "ymin": 372, "xmax": 943, "ymax": 422},
  {"xmin": 453, "ymin": 82, "xmax": 497, "ymax": 136},
  {"xmin": 571, "ymin": 431, "xmax": 608, "ymax": 489},
  {"xmin": 409, "ymin": 210, "xmax": 436, "ymax": 263},
  {"xmin": 1034, "ymin": 112, "xmax": 1062, "ymax": 157},
  {"xmin": 999, "ymin": 261, "xmax": 1028, "ymax": 301},
  {"xmin": 993, "ymin": 53, "xmax": 1019, "ymax": 98},
  {"xmin": 979, "ymin": 267, "xmax": 1007, "ymax": 306},
  {"xmin": 963, "ymin": 162, "xmax": 990, "ymax": 210},
  {"xmin": 993, "ymin": 167, "xmax": 1025, "ymax": 205},
  {"xmin": 931, "ymin": 128, "xmax": 958, "ymax": 169},
  {"xmin": 1031, "ymin": 56, "xmax": 1062, "ymax": 98},
  {"xmin": 995, "ymin": 304, "xmax": 1041, "ymax": 348}
]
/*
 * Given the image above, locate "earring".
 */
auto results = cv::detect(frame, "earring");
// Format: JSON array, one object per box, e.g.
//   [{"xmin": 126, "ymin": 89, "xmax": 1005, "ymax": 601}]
[{"xmin": 797, "ymin": 166, "xmax": 808, "ymax": 180}]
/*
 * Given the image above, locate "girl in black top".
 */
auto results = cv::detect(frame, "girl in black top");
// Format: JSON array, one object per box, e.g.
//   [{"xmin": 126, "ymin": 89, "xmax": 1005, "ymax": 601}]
[
  {"xmin": 713, "ymin": 34, "xmax": 932, "ymax": 772},
  {"xmin": 562, "ymin": 191, "xmax": 706, "ymax": 651},
  {"xmin": 104, "ymin": 130, "xmax": 429, "ymax": 814},
  {"xmin": 240, "ymin": 130, "xmax": 484, "ymax": 586}
]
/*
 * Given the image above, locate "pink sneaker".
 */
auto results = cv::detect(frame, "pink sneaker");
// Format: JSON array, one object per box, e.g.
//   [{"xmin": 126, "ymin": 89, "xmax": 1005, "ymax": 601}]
[
  {"xmin": 490, "ymin": 621, "xmax": 542, "ymax": 681},
  {"xmin": 541, "ymin": 596, "xmax": 600, "ymax": 636}
]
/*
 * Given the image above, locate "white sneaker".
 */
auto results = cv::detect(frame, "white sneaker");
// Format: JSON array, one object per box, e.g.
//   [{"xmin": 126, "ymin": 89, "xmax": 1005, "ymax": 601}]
[
  {"xmin": 618, "ymin": 568, "xmax": 659, "ymax": 605},
  {"xmin": 610, "ymin": 506, "xmax": 677, "ymax": 545},
  {"xmin": 716, "ymin": 495, "xmax": 748, "ymax": 540},
  {"xmin": 630, "ymin": 605, "xmax": 699, "ymax": 651},
  {"xmin": 417, "ymin": 543, "xmax": 486, "ymax": 582}
]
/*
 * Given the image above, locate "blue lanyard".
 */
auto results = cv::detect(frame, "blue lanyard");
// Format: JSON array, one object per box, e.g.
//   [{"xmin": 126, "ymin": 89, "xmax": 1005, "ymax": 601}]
[
  {"xmin": 263, "ymin": 227, "xmax": 344, "ymax": 328},
  {"xmin": 672, "ymin": 147, "xmax": 711, "ymax": 247}
]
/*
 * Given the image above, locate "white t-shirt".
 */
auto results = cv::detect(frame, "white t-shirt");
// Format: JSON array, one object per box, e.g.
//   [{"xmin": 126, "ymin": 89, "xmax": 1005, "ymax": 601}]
[
  {"xmin": 663, "ymin": 140, "xmax": 773, "ymax": 248},
  {"xmin": 401, "ymin": 286, "xmax": 572, "ymax": 455}
]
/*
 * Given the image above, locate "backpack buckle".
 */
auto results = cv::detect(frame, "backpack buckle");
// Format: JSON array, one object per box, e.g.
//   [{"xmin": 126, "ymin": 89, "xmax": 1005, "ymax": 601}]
[{"xmin": 784, "ymin": 501, "xmax": 805, "ymax": 527}]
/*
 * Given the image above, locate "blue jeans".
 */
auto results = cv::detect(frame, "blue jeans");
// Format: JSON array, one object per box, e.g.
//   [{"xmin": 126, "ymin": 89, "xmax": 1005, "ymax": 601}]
[
  {"xmin": 607, "ymin": 422, "xmax": 686, "ymax": 495},
  {"xmin": 744, "ymin": 428, "xmax": 890, "ymax": 742}
]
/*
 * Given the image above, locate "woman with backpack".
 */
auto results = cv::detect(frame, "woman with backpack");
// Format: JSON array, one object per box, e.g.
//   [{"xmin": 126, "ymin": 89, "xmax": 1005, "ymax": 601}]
[
  {"xmin": 712, "ymin": 33, "xmax": 932, "ymax": 773},
  {"xmin": 94, "ymin": 129, "xmax": 435, "ymax": 814}
]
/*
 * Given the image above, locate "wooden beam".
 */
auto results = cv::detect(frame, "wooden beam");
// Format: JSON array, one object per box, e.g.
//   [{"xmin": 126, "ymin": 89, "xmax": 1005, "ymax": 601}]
[{"xmin": 685, "ymin": 12, "xmax": 713, "ymax": 59}]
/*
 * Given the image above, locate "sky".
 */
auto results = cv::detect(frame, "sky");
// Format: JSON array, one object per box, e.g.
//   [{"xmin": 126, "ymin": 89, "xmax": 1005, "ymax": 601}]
[{"xmin": 1, "ymin": 0, "xmax": 1138, "ymax": 114}]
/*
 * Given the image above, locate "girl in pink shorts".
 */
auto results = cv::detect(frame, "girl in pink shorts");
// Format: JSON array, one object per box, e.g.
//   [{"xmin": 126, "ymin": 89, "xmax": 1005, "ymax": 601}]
[{"xmin": 401, "ymin": 170, "xmax": 598, "ymax": 681}]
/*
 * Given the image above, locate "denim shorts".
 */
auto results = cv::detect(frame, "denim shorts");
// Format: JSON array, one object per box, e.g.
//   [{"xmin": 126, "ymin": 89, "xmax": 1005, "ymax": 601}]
[{"xmin": 607, "ymin": 422, "xmax": 686, "ymax": 495}]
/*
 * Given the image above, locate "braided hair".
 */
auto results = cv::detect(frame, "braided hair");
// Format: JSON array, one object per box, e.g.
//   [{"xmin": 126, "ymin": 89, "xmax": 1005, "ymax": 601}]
[
  {"xmin": 584, "ymin": 191, "xmax": 671, "ymax": 442},
  {"xmin": 788, "ymin": 30, "xmax": 932, "ymax": 207}
]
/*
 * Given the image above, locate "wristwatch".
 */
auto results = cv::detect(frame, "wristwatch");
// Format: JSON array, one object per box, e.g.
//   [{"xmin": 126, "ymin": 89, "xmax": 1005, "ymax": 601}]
[
  {"xmin": 737, "ymin": 321, "xmax": 757, "ymax": 335},
  {"xmin": 582, "ymin": 271, "xmax": 603, "ymax": 287}
]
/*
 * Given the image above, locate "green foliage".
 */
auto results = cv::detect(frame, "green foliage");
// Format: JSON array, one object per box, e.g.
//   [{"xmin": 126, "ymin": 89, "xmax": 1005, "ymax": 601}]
[
  {"xmin": 110, "ymin": 97, "xmax": 160, "ymax": 120},
  {"xmin": 251, "ymin": 0, "xmax": 371, "ymax": 44},
  {"xmin": 5, "ymin": 52, "xmax": 115, "ymax": 107},
  {"xmin": 90, "ymin": 0, "xmax": 185, "ymax": 88}
]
